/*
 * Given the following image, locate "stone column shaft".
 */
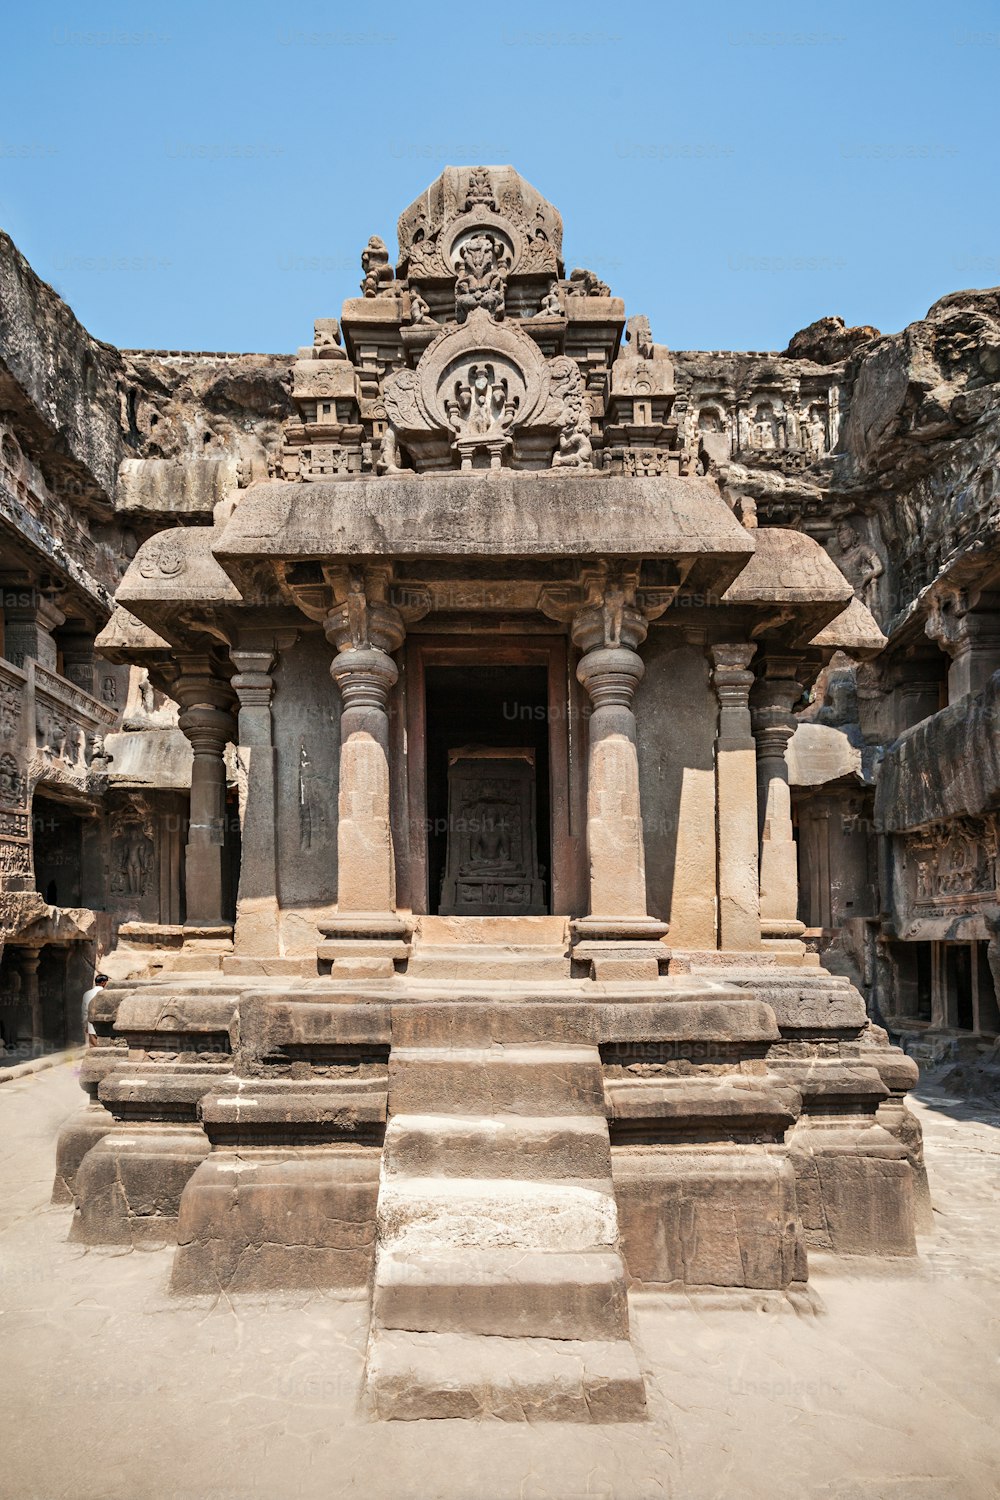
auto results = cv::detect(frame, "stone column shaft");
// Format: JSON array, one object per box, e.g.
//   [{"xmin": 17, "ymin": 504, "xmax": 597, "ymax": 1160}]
[
  {"xmin": 331, "ymin": 647, "xmax": 399, "ymax": 918},
  {"xmin": 230, "ymin": 637, "xmax": 294, "ymax": 957},
  {"xmin": 577, "ymin": 644, "xmax": 648, "ymax": 920},
  {"xmin": 570, "ymin": 595, "xmax": 666, "ymax": 955},
  {"xmin": 324, "ymin": 584, "xmax": 406, "ymax": 937},
  {"xmin": 175, "ymin": 660, "xmax": 237, "ymax": 931},
  {"xmin": 751, "ymin": 661, "xmax": 806, "ymax": 950},
  {"xmin": 711, "ymin": 644, "xmax": 761, "ymax": 951},
  {"xmin": 22, "ymin": 950, "xmax": 42, "ymax": 1050}
]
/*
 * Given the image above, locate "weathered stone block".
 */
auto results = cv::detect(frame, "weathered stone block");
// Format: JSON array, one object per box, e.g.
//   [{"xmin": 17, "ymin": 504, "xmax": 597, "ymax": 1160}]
[
  {"xmin": 70, "ymin": 1125, "xmax": 209, "ymax": 1245},
  {"xmin": 612, "ymin": 1146, "xmax": 806, "ymax": 1289},
  {"xmin": 170, "ymin": 1147, "xmax": 381, "ymax": 1293}
]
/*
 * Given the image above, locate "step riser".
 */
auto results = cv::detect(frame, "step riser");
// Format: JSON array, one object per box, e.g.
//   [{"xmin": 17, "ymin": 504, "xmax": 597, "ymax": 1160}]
[
  {"xmin": 405, "ymin": 958, "xmax": 571, "ymax": 981},
  {"xmin": 383, "ymin": 1117, "xmax": 612, "ymax": 1181},
  {"xmin": 374, "ymin": 1268, "xmax": 629, "ymax": 1341},
  {"xmin": 389, "ymin": 1056, "xmax": 605, "ymax": 1116},
  {"xmin": 365, "ymin": 1332, "xmax": 646, "ymax": 1422}
]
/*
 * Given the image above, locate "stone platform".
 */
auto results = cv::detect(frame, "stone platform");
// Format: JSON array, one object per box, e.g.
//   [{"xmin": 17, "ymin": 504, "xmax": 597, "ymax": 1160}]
[
  {"xmin": 58, "ymin": 924, "xmax": 924, "ymax": 1422},
  {"xmin": 5, "ymin": 1061, "xmax": 999, "ymax": 1498}
]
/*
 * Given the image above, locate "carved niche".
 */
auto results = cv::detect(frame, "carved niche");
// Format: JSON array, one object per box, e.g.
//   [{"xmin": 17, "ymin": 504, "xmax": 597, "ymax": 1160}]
[
  {"xmin": 0, "ymin": 681, "xmax": 21, "ymax": 741},
  {"xmin": 381, "ymin": 307, "xmax": 592, "ymax": 472},
  {"xmin": 109, "ymin": 802, "xmax": 157, "ymax": 909},
  {"xmin": 906, "ymin": 817, "xmax": 998, "ymax": 916},
  {"xmin": 439, "ymin": 747, "xmax": 546, "ymax": 917},
  {"xmin": 0, "ymin": 753, "xmax": 23, "ymax": 807}
]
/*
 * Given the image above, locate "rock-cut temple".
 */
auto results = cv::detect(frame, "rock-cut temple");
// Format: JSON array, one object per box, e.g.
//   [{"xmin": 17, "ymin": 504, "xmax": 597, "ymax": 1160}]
[{"xmin": 5, "ymin": 165, "xmax": 999, "ymax": 1418}]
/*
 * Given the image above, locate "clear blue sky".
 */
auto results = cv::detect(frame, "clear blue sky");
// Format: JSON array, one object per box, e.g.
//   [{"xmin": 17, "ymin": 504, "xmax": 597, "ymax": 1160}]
[{"xmin": 2, "ymin": 0, "xmax": 998, "ymax": 354}]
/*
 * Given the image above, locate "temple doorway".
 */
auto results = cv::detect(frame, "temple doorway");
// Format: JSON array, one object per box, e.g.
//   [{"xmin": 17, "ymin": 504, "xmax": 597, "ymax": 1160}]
[
  {"xmin": 424, "ymin": 665, "xmax": 550, "ymax": 916},
  {"xmin": 403, "ymin": 639, "xmax": 584, "ymax": 917}
]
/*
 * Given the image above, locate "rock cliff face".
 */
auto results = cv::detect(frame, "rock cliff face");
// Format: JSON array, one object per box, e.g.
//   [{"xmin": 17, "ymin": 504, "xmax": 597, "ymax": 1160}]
[{"xmin": 0, "ymin": 231, "xmax": 125, "ymax": 508}]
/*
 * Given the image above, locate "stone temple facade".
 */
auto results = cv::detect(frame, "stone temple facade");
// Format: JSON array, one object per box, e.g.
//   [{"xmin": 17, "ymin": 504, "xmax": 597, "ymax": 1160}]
[{"xmin": 2, "ymin": 165, "xmax": 999, "ymax": 1417}]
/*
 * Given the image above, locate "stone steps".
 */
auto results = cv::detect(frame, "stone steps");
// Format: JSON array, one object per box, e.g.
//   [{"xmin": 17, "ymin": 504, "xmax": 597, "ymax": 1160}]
[
  {"xmin": 365, "ymin": 1038, "xmax": 645, "ymax": 1420},
  {"xmin": 405, "ymin": 944, "xmax": 571, "ymax": 981},
  {"xmin": 366, "ymin": 1330, "xmax": 646, "ymax": 1422}
]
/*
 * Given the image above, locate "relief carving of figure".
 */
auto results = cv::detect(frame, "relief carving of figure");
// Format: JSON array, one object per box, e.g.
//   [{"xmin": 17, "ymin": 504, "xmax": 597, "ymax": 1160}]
[
  {"xmin": 535, "ymin": 284, "xmax": 563, "ymax": 318},
  {"xmin": 837, "ymin": 521, "xmax": 884, "ymax": 611},
  {"xmin": 123, "ymin": 834, "xmax": 149, "ymax": 895},
  {"xmin": 751, "ymin": 403, "xmax": 778, "ymax": 451},
  {"xmin": 409, "ymin": 288, "xmax": 434, "ymax": 326},
  {"xmin": 805, "ymin": 404, "xmax": 828, "ymax": 455},
  {"xmin": 377, "ymin": 426, "xmax": 405, "ymax": 476},
  {"xmin": 446, "ymin": 363, "xmax": 512, "ymax": 439},
  {"xmin": 0, "ymin": 752, "xmax": 22, "ymax": 806},
  {"xmin": 360, "ymin": 236, "xmax": 393, "ymax": 298},
  {"xmin": 548, "ymin": 356, "xmax": 593, "ymax": 470},
  {"xmin": 0, "ymin": 683, "xmax": 20, "ymax": 740},
  {"xmin": 454, "ymin": 234, "xmax": 507, "ymax": 323}
]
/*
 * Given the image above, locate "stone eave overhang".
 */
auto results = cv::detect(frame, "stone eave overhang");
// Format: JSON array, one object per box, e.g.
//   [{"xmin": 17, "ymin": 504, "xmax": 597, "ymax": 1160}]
[
  {"xmin": 211, "ymin": 473, "xmax": 756, "ymax": 600},
  {"xmin": 721, "ymin": 527, "xmax": 855, "ymax": 643}
]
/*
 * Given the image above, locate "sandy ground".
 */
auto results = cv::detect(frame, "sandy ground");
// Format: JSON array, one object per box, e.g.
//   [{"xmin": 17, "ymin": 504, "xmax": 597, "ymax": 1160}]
[{"xmin": 0, "ymin": 1061, "xmax": 997, "ymax": 1500}]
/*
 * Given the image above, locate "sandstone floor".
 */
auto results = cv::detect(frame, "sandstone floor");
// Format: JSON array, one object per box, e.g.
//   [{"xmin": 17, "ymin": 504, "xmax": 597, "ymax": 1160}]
[{"xmin": 0, "ymin": 1061, "xmax": 997, "ymax": 1500}]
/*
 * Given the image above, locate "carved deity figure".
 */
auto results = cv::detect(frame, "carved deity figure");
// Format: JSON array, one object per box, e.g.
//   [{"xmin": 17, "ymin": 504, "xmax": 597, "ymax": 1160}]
[
  {"xmin": 377, "ymin": 426, "xmax": 405, "ymax": 476},
  {"xmin": 553, "ymin": 410, "xmax": 594, "ymax": 468},
  {"xmin": 536, "ymin": 284, "xmax": 563, "ymax": 318},
  {"xmin": 360, "ymin": 236, "xmax": 393, "ymax": 298},
  {"xmin": 837, "ymin": 522, "xmax": 884, "ymax": 611},
  {"xmin": 752, "ymin": 403, "xmax": 778, "ymax": 451},
  {"xmin": 123, "ymin": 834, "xmax": 149, "ymax": 896},
  {"xmin": 0, "ymin": 753, "xmax": 22, "ymax": 806},
  {"xmin": 806, "ymin": 404, "xmax": 828, "ymax": 455},
  {"xmin": 447, "ymin": 364, "xmax": 510, "ymax": 438},
  {"xmin": 468, "ymin": 799, "xmax": 513, "ymax": 869},
  {"xmin": 409, "ymin": 288, "xmax": 433, "ymax": 326},
  {"xmin": 455, "ymin": 234, "xmax": 507, "ymax": 323}
]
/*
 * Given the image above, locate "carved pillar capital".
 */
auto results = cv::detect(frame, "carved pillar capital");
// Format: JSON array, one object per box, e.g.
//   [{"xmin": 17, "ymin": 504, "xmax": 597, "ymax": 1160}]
[
  {"xmin": 711, "ymin": 642, "xmax": 756, "ymax": 746},
  {"xmin": 173, "ymin": 654, "xmax": 238, "ymax": 721},
  {"xmin": 323, "ymin": 566, "xmax": 406, "ymax": 655},
  {"xmin": 925, "ymin": 586, "xmax": 1000, "ymax": 700},
  {"xmin": 750, "ymin": 657, "xmax": 803, "ymax": 759},
  {"xmin": 576, "ymin": 645, "xmax": 644, "ymax": 710},
  {"xmin": 330, "ymin": 645, "xmax": 400, "ymax": 711}
]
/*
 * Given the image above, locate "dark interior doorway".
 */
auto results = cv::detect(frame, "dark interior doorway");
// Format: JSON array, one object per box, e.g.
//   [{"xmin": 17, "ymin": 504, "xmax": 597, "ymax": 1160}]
[{"xmin": 424, "ymin": 664, "xmax": 551, "ymax": 915}]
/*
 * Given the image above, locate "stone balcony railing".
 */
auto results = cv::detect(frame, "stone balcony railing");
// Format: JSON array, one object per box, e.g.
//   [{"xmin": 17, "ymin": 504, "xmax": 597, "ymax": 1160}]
[
  {"xmin": 0, "ymin": 656, "xmax": 120, "ymax": 891},
  {"xmin": 31, "ymin": 661, "xmax": 120, "ymax": 780}
]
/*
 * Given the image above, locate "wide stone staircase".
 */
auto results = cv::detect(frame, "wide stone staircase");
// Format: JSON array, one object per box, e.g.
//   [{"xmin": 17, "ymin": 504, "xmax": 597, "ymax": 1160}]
[{"xmin": 364, "ymin": 1015, "xmax": 646, "ymax": 1421}]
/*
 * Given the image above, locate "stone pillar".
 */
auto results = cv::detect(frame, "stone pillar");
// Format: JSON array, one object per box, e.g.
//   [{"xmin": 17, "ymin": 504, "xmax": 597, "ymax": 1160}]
[
  {"xmin": 321, "ymin": 579, "xmax": 408, "ymax": 954},
  {"xmin": 175, "ymin": 658, "xmax": 238, "ymax": 934},
  {"xmin": 751, "ymin": 658, "xmax": 807, "ymax": 956},
  {"xmin": 229, "ymin": 633, "xmax": 296, "ymax": 962},
  {"xmin": 570, "ymin": 592, "xmax": 667, "ymax": 978},
  {"xmin": 711, "ymin": 644, "xmax": 761, "ymax": 951},
  {"xmin": 3, "ymin": 588, "xmax": 64, "ymax": 672},
  {"xmin": 926, "ymin": 588, "xmax": 1000, "ymax": 702},
  {"xmin": 22, "ymin": 949, "xmax": 42, "ymax": 1051}
]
